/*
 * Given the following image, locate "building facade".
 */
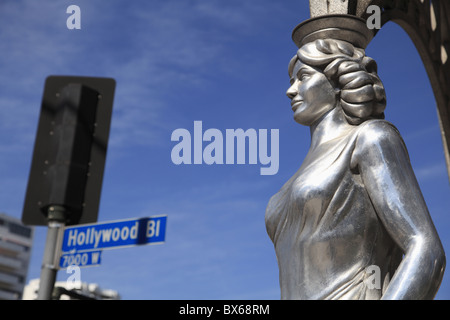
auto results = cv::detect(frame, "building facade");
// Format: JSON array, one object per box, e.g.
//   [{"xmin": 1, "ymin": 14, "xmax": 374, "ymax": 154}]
[
  {"xmin": 23, "ymin": 278, "xmax": 120, "ymax": 300},
  {"xmin": 0, "ymin": 213, "xmax": 34, "ymax": 299}
]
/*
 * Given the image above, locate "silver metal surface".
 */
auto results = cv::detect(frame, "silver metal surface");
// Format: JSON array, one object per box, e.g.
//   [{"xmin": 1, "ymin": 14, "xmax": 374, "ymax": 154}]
[
  {"xmin": 266, "ymin": 15, "xmax": 446, "ymax": 299},
  {"xmin": 37, "ymin": 206, "xmax": 66, "ymax": 300},
  {"xmin": 307, "ymin": 0, "xmax": 450, "ymax": 187}
]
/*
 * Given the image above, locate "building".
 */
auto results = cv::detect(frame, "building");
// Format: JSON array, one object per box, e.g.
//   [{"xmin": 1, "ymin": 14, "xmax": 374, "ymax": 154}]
[
  {"xmin": 0, "ymin": 213, "xmax": 34, "ymax": 300},
  {"xmin": 23, "ymin": 278, "xmax": 120, "ymax": 300}
]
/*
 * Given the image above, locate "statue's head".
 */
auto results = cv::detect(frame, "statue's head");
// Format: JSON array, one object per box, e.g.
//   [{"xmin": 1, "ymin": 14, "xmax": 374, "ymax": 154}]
[{"xmin": 287, "ymin": 15, "xmax": 386, "ymax": 126}]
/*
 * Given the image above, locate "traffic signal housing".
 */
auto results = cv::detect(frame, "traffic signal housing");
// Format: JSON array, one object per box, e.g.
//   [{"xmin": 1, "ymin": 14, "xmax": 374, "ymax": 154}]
[{"xmin": 22, "ymin": 76, "xmax": 116, "ymax": 226}]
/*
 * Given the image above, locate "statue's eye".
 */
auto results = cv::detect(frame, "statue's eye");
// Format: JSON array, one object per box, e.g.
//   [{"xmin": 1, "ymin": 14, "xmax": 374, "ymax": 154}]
[{"xmin": 297, "ymin": 69, "xmax": 311, "ymax": 82}]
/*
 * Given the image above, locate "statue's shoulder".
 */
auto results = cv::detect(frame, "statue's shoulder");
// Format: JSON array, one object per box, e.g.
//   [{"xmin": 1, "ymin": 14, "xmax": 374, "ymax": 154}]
[
  {"xmin": 355, "ymin": 119, "xmax": 403, "ymax": 143},
  {"xmin": 351, "ymin": 119, "xmax": 409, "ymax": 167}
]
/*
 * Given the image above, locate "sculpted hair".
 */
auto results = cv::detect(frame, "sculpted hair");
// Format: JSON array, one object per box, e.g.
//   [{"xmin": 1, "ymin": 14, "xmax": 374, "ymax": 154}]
[{"xmin": 289, "ymin": 39, "xmax": 386, "ymax": 125}]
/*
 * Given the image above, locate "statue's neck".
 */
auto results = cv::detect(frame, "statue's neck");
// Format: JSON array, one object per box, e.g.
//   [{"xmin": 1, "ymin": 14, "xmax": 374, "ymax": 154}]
[{"xmin": 309, "ymin": 106, "xmax": 353, "ymax": 150}]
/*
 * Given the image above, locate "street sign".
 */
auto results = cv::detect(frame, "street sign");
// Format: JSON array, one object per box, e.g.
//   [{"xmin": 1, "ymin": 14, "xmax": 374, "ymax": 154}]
[
  {"xmin": 60, "ymin": 250, "xmax": 102, "ymax": 269},
  {"xmin": 61, "ymin": 215, "xmax": 167, "ymax": 253}
]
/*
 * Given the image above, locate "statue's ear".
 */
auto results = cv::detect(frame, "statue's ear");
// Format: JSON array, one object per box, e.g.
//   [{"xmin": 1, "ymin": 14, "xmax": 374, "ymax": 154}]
[{"xmin": 362, "ymin": 56, "xmax": 378, "ymax": 74}]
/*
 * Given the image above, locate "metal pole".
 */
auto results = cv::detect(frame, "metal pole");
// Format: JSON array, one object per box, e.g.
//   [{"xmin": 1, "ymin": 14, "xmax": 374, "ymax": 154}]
[{"xmin": 37, "ymin": 205, "xmax": 66, "ymax": 300}]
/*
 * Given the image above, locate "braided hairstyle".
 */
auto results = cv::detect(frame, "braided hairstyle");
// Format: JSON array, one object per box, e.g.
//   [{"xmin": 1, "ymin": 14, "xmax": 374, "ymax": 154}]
[{"xmin": 289, "ymin": 39, "xmax": 386, "ymax": 125}]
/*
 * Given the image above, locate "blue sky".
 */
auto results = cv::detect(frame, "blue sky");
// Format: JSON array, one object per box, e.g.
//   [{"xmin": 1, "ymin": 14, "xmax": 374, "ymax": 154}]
[{"xmin": 0, "ymin": 0, "xmax": 449, "ymax": 299}]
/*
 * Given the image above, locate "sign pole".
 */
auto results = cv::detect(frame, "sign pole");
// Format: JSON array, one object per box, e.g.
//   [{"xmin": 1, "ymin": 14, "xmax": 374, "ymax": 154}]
[
  {"xmin": 21, "ymin": 76, "xmax": 116, "ymax": 299},
  {"xmin": 37, "ymin": 205, "xmax": 66, "ymax": 300}
]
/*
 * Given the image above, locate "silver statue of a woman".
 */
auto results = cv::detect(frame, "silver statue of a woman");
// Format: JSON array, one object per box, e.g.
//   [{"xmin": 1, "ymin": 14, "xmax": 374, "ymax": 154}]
[{"xmin": 265, "ymin": 15, "xmax": 446, "ymax": 300}]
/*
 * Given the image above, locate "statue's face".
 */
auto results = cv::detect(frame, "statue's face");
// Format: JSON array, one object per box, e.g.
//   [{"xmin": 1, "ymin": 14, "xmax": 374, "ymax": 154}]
[{"xmin": 287, "ymin": 59, "xmax": 336, "ymax": 126}]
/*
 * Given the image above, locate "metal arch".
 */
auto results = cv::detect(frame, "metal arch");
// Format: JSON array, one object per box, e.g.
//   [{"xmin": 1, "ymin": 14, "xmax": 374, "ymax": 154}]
[{"xmin": 374, "ymin": 0, "xmax": 450, "ymax": 180}]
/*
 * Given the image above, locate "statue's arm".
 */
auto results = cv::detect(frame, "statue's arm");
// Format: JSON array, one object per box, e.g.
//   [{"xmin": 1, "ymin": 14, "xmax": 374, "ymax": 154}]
[{"xmin": 352, "ymin": 121, "xmax": 446, "ymax": 299}]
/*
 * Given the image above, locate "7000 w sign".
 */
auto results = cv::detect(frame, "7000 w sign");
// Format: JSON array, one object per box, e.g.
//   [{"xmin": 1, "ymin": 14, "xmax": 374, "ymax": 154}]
[{"xmin": 60, "ymin": 251, "xmax": 102, "ymax": 269}]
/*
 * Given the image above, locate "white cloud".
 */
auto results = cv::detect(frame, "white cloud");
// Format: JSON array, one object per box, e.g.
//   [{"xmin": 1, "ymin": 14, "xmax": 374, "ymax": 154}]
[
  {"xmin": 0, "ymin": 0, "xmax": 290, "ymax": 154},
  {"xmin": 2, "ymin": 0, "xmax": 294, "ymax": 300},
  {"xmin": 415, "ymin": 161, "xmax": 447, "ymax": 180}
]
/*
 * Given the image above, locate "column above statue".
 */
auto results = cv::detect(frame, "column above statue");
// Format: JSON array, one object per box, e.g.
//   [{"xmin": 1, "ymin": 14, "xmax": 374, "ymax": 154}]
[
  {"xmin": 309, "ymin": 0, "xmax": 375, "ymax": 18},
  {"xmin": 292, "ymin": 14, "xmax": 374, "ymax": 49}
]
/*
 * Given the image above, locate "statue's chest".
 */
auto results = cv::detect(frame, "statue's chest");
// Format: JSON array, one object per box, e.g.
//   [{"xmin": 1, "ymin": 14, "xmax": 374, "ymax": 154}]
[
  {"xmin": 265, "ymin": 133, "xmax": 361, "ymax": 243},
  {"xmin": 290, "ymin": 142, "xmax": 354, "ymax": 207}
]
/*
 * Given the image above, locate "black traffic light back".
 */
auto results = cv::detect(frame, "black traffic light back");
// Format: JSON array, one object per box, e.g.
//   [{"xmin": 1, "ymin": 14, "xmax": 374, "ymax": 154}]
[{"xmin": 22, "ymin": 76, "xmax": 116, "ymax": 226}]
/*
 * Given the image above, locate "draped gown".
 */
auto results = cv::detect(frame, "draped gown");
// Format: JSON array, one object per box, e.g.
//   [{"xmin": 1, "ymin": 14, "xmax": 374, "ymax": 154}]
[{"xmin": 265, "ymin": 119, "xmax": 404, "ymax": 300}]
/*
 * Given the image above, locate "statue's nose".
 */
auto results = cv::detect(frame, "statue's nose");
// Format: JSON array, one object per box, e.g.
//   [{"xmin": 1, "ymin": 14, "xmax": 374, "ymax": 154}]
[{"xmin": 286, "ymin": 82, "xmax": 298, "ymax": 99}]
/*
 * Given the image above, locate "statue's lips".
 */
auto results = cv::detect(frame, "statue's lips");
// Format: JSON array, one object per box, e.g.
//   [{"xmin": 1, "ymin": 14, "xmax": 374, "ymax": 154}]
[{"xmin": 291, "ymin": 99, "xmax": 303, "ymax": 111}]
